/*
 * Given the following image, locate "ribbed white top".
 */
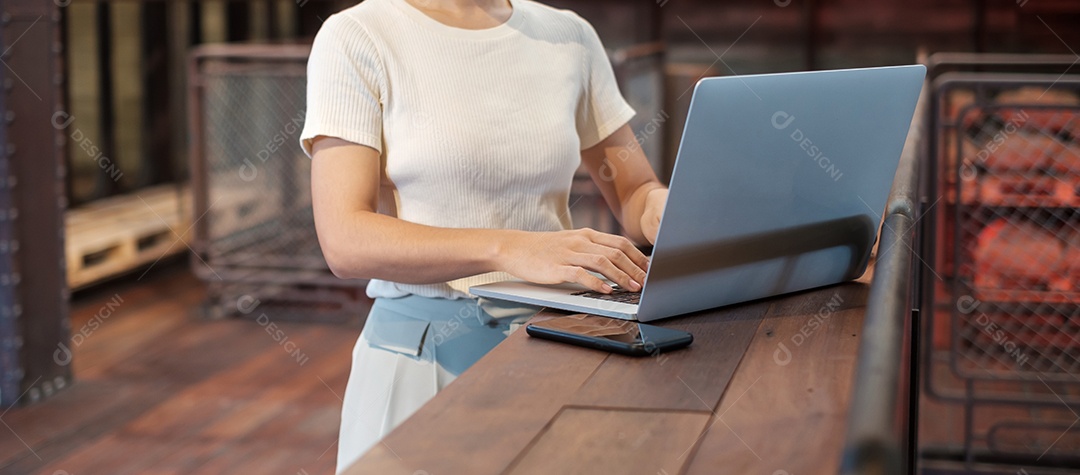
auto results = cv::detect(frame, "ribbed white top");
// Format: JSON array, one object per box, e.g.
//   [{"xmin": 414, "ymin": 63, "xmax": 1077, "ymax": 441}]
[{"xmin": 301, "ymin": 0, "xmax": 635, "ymax": 299}]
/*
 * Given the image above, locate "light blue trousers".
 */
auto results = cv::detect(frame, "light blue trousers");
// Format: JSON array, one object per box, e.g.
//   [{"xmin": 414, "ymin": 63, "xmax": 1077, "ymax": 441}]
[{"xmin": 336, "ymin": 295, "xmax": 539, "ymax": 473}]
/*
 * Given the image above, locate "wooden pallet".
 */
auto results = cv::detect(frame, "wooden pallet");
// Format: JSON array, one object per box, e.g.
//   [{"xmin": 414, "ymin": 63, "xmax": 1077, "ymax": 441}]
[
  {"xmin": 65, "ymin": 185, "xmax": 193, "ymax": 289},
  {"xmin": 201, "ymin": 171, "xmax": 295, "ymax": 239},
  {"xmin": 206, "ymin": 185, "xmax": 283, "ymax": 238}
]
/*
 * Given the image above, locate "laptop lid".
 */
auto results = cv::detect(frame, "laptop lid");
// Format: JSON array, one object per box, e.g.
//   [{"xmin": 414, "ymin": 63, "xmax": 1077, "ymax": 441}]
[{"xmin": 636, "ymin": 65, "xmax": 925, "ymax": 320}]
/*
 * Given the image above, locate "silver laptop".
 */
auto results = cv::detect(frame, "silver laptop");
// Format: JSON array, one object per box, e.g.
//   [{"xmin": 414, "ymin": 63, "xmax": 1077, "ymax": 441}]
[{"xmin": 471, "ymin": 65, "xmax": 925, "ymax": 322}]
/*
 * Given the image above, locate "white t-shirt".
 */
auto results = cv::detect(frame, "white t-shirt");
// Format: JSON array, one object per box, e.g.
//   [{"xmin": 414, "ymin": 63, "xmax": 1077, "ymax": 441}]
[{"xmin": 300, "ymin": 0, "xmax": 635, "ymax": 299}]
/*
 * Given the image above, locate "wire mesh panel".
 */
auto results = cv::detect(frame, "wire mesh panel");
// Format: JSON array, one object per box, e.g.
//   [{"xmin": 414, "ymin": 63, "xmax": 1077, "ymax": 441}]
[
  {"xmin": 922, "ymin": 54, "xmax": 1080, "ymax": 471},
  {"xmin": 200, "ymin": 64, "xmax": 322, "ymax": 269},
  {"xmin": 189, "ymin": 45, "xmax": 367, "ymax": 323},
  {"xmin": 947, "ymin": 82, "xmax": 1080, "ymax": 386}
]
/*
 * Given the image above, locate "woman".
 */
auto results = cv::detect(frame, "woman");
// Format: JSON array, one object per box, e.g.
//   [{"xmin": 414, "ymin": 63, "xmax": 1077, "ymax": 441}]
[{"xmin": 299, "ymin": 0, "xmax": 668, "ymax": 471}]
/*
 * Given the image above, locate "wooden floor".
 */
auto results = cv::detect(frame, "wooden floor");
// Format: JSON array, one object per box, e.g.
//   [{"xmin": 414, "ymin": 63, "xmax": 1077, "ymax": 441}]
[{"xmin": 0, "ymin": 262, "xmax": 365, "ymax": 475}]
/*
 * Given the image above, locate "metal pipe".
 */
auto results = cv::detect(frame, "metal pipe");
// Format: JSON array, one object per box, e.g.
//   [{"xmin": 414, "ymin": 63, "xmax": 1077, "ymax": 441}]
[
  {"xmin": 839, "ymin": 83, "xmax": 928, "ymax": 475},
  {"xmin": 840, "ymin": 211, "xmax": 914, "ymax": 475}
]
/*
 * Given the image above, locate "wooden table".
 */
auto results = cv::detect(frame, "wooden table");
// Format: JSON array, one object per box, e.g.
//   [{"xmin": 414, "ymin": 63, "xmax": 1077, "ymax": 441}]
[{"xmin": 346, "ymin": 271, "xmax": 873, "ymax": 475}]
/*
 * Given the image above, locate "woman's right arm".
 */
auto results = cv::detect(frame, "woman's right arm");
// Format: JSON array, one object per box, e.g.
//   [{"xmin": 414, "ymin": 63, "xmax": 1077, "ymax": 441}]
[{"xmin": 310, "ymin": 136, "xmax": 649, "ymax": 293}]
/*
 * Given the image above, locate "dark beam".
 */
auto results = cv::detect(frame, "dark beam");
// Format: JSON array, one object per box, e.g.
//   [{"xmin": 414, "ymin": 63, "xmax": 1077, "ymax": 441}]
[
  {"xmin": 0, "ymin": 0, "xmax": 71, "ymax": 407},
  {"xmin": 143, "ymin": 1, "xmax": 172, "ymax": 185}
]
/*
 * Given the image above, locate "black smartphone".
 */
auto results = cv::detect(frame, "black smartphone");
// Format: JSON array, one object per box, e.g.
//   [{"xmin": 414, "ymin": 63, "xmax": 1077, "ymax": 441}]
[{"xmin": 525, "ymin": 313, "xmax": 693, "ymax": 357}]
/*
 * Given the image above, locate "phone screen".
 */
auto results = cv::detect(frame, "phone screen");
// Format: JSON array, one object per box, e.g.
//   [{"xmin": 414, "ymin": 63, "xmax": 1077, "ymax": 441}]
[
  {"xmin": 530, "ymin": 313, "xmax": 643, "ymax": 344},
  {"xmin": 527, "ymin": 313, "xmax": 693, "ymax": 356}
]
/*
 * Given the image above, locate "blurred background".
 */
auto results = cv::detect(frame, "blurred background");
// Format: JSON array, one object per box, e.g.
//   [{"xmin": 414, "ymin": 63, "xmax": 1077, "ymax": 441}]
[{"xmin": 0, "ymin": 0, "xmax": 1079, "ymax": 473}]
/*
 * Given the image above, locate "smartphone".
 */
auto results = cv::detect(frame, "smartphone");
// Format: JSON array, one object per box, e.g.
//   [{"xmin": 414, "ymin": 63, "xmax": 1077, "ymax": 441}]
[{"xmin": 525, "ymin": 313, "xmax": 693, "ymax": 357}]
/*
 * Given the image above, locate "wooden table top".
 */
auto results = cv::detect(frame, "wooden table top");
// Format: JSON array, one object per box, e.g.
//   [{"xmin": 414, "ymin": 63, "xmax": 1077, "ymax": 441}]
[{"xmin": 346, "ymin": 272, "xmax": 872, "ymax": 475}]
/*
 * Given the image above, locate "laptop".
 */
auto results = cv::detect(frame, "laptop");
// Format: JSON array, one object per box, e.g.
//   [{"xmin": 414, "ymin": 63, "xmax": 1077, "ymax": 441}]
[{"xmin": 471, "ymin": 65, "xmax": 925, "ymax": 322}]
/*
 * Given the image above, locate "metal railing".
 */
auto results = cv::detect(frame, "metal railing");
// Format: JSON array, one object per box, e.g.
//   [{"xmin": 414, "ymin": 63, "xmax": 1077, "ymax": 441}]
[{"xmin": 839, "ymin": 78, "xmax": 929, "ymax": 475}]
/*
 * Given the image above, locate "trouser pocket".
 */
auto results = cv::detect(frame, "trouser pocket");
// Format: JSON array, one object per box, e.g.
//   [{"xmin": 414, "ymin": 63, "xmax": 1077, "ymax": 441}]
[{"xmin": 363, "ymin": 305, "xmax": 432, "ymax": 359}]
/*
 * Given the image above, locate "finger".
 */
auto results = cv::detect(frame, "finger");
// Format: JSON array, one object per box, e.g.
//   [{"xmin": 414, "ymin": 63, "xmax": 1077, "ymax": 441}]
[
  {"xmin": 570, "ymin": 252, "xmax": 636, "ymax": 292},
  {"xmin": 563, "ymin": 266, "xmax": 611, "ymax": 293},
  {"xmin": 586, "ymin": 243, "xmax": 645, "ymax": 289},
  {"xmin": 587, "ymin": 231, "xmax": 650, "ymax": 272}
]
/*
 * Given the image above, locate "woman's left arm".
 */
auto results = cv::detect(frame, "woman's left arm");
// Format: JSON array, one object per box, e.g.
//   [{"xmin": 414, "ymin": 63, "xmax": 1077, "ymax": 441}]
[{"xmin": 581, "ymin": 123, "xmax": 669, "ymax": 245}]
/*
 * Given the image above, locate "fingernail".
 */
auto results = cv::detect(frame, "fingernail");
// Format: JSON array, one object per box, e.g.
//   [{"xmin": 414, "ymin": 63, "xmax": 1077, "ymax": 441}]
[
  {"xmin": 602, "ymin": 284, "xmax": 613, "ymax": 293},
  {"xmin": 630, "ymin": 280, "xmax": 641, "ymax": 290}
]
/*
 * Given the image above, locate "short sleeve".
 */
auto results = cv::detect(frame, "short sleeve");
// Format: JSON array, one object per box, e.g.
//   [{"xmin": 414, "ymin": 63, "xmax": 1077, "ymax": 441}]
[
  {"xmin": 300, "ymin": 15, "xmax": 386, "ymax": 157},
  {"xmin": 574, "ymin": 16, "xmax": 636, "ymax": 150}
]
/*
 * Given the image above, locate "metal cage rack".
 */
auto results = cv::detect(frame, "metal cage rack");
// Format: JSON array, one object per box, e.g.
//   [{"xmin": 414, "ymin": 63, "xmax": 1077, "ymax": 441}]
[
  {"xmin": 921, "ymin": 53, "xmax": 1080, "ymax": 472},
  {"xmin": 188, "ymin": 45, "xmax": 368, "ymax": 324}
]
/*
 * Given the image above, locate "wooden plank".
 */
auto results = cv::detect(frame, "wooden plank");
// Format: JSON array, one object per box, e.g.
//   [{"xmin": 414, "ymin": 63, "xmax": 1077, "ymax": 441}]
[
  {"xmin": 570, "ymin": 301, "xmax": 767, "ymax": 411},
  {"xmin": 0, "ymin": 380, "xmax": 174, "ymax": 471},
  {"xmin": 0, "ymin": 265, "xmax": 357, "ymax": 474},
  {"xmin": 65, "ymin": 185, "xmax": 187, "ymax": 231},
  {"xmin": 682, "ymin": 281, "xmax": 870, "ymax": 475},
  {"xmin": 72, "ymin": 289, "xmax": 196, "ymax": 380},
  {"xmin": 82, "ymin": 308, "xmax": 266, "ymax": 385},
  {"xmin": 197, "ymin": 331, "xmax": 353, "ymax": 441},
  {"xmin": 132, "ymin": 440, "xmax": 223, "ymax": 475},
  {"xmin": 214, "ymin": 445, "xmax": 310, "ymax": 474},
  {"xmin": 35, "ymin": 432, "xmax": 176, "ymax": 475},
  {"xmin": 506, "ymin": 408, "xmax": 712, "ymax": 475},
  {"xmin": 344, "ymin": 309, "xmax": 611, "ymax": 475}
]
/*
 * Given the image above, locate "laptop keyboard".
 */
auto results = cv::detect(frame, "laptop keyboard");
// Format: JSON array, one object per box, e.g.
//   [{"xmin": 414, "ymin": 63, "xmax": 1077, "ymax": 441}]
[{"xmin": 570, "ymin": 287, "xmax": 641, "ymax": 305}]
